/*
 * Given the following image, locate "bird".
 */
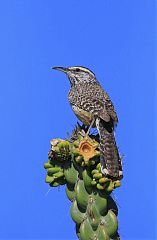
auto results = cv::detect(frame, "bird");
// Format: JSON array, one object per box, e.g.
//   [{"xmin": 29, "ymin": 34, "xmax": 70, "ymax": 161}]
[{"xmin": 53, "ymin": 66, "xmax": 123, "ymax": 180}]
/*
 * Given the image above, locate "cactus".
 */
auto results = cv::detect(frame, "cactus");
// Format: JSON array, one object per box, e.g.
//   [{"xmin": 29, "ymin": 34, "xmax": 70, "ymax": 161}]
[{"xmin": 44, "ymin": 125, "xmax": 122, "ymax": 240}]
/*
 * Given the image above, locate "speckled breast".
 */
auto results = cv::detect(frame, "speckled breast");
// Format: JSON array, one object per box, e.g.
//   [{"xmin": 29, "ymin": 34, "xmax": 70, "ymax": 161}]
[{"xmin": 71, "ymin": 105, "xmax": 96, "ymax": 127}]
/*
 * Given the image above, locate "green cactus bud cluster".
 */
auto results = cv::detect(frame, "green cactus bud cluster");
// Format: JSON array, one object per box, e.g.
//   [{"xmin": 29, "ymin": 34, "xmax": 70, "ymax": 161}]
[
  {"xmin": 91, "ymin": 163, "xmax": 121, "ymax": 192},
  {"xmin": 44, "ymin": 139, "xmax": 70, "ymax": 187},
  {"xmin": 50, "ymin": 139, "xmax": 71, "ymax": 161},
  {"xmin": 44, "ymin": 126, "xmax": 122, "ymax": 239},
  {"xmin": 44, "ymin": 161, "xmax": 66, "ymax": 187}
]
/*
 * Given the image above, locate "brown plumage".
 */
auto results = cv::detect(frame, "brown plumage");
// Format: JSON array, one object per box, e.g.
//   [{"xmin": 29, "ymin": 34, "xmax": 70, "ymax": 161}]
[{"xmin": 53, "ymin": 66, "xmax": 123, "ymax": 180}]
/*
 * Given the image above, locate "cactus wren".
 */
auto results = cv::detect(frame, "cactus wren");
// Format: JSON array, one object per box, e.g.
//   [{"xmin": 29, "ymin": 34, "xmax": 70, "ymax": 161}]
[{"xmin": 53, "ymin": 66, "xmax": 123, "ymax": 180}]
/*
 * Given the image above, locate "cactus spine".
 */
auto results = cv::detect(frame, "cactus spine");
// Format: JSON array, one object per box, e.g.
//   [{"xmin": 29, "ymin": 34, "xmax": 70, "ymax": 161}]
[{"xmin": 44, "ymin": 125, "xmax": 122, "ymax": 239}]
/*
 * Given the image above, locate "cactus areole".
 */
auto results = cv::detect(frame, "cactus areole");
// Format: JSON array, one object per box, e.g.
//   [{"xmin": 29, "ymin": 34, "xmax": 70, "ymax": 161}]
[{"xmin": 44, "ymin": 124, "xmax": 122, "ymax": 239}]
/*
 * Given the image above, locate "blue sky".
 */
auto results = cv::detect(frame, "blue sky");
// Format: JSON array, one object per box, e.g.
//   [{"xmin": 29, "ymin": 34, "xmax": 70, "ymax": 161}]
[{"xmin": 0, "ymin": 0, "xmax": 156, "ymax": 239}]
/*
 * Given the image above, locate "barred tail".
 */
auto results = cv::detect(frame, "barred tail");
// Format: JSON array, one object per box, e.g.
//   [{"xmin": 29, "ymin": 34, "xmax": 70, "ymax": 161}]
[{"xmin": 96, "ymin": 118, "xmax": 123, "ymax": 180}]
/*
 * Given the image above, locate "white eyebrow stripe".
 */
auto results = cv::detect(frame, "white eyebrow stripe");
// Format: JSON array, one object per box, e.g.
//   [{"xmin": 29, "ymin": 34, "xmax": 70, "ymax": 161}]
[{"xmin": 69, "ymin": 66, "xmax": 95, "ymax": 76}]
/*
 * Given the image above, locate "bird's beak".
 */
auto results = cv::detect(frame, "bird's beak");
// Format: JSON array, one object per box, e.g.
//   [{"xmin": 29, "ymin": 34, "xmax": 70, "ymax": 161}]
[{"xmin": 52, "ymin": 66, "xmax": 69, "ymax": 74}]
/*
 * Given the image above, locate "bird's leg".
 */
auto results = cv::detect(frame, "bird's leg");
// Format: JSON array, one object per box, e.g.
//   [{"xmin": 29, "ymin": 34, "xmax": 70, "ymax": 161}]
[{"xmin": 85, "ymin": 118, "xmax": 95, "ymax": 137}]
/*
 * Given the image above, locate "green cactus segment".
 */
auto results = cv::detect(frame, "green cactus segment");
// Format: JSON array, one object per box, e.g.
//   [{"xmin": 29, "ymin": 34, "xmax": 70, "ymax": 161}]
[
  {"xmin": 69, "ymin": 179, "xmax": 118, "ymax": 239},
  {"xmin": 87, "ymin": 200, "xmax": 101, "ymax": 229},
  {"xmin": 70, "ymin": 199, "xmax": 86, "ymax": 224},
  {"xmin": 96, "ymin": 224, "xmax": 110, "ymax": 240},
  {"xmin": 66, "ymin": 183, "xmax": 76, "ymax": 201},
  {"xmin": 92, "ymin": 192, "xmax": 107, "ymax": 215},
  {"xmin": 76, "ymin": 180, "xmax": 89, "ymax": 210},
  {"xmin": 79, "ymin": 218, "xmax": 95, "ymax": 240},
  {"xmin": 82, "ymin": 169, "xmax": 92, "ymax": 188},
  {"xmin": 101, "ymin": 210, "xmax": 118, "ymax": 237},
  {"xmin": 64, "ymin": 162, "xmax": 78, "ymax": 185},
  {"xmin": 44, "ymin": 128, "xmax": 122, "ymax": 239}
]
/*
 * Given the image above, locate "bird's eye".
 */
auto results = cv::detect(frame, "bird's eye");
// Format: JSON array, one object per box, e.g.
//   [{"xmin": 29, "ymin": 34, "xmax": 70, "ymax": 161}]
[{"xmin": 75, "ymin": 68, "xmax": 80, "ymax": 72}]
